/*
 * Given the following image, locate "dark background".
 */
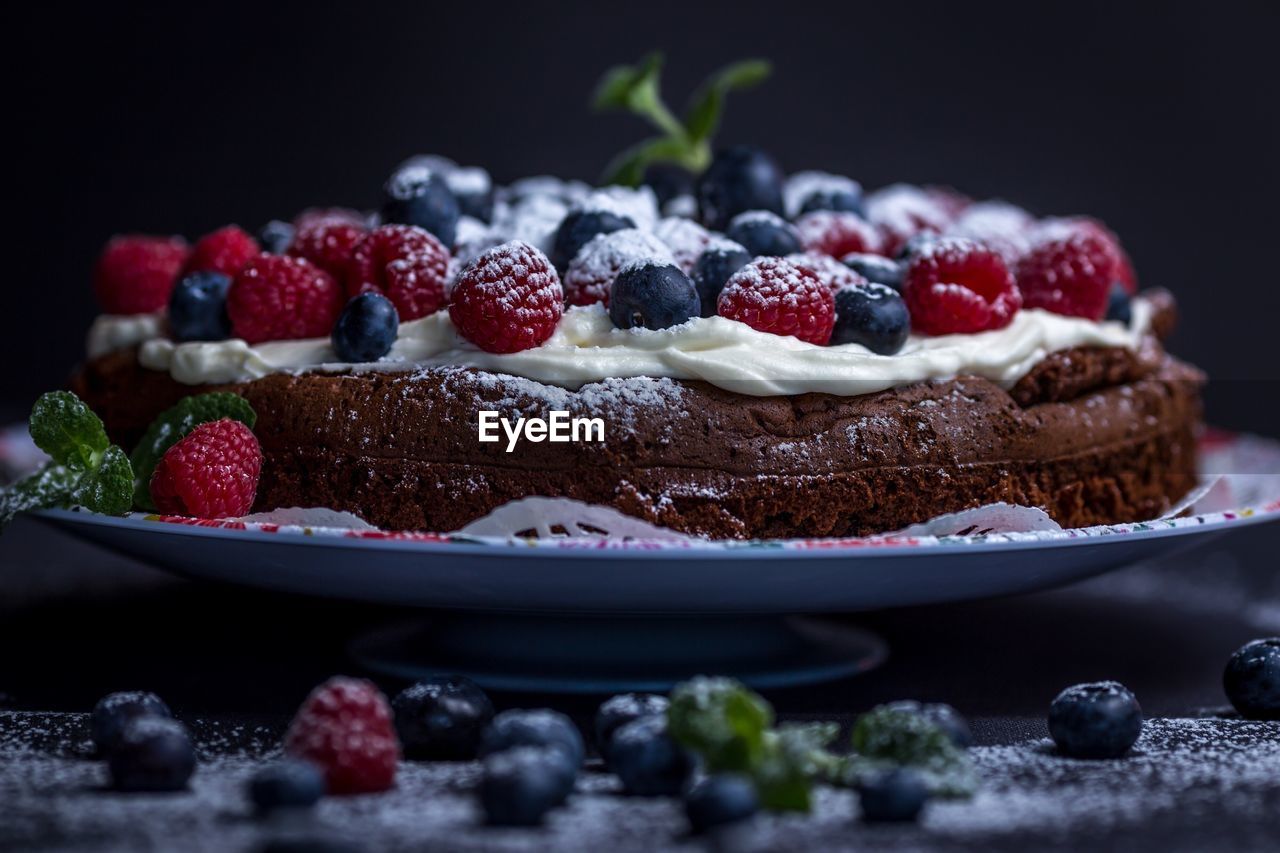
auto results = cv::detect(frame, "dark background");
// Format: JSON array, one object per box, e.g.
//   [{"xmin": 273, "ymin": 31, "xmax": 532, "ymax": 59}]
[{"xmin": 5, "ymin": 0, "xmax": 1279, "ymax": 430}]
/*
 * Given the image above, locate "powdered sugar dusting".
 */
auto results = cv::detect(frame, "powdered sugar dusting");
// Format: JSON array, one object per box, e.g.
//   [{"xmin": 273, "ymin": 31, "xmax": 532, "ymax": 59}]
[
  {"xmin": 563, "ymin": 229, "xmax": 675, "ymax": 306},
  {"xmin": 651, "ymin": 216, "xmax": 714, "ymax": 272},
  {"xmin": 784, "ymin": 170, "xmax": 862, "ymax": 218}
]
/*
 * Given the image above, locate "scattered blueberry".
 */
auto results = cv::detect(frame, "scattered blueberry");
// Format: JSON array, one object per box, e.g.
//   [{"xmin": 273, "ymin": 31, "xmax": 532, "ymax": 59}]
[
  {"xmin": 858, "ymin": 768, "xmax": 931, "ymax": 822},
  {"xmin": 726, "ymin": 211, "xmax": 802, "ymax": 257},
  {"xmin": 248, "ymin": 760, "xmax": 326, "ymax": 813},
  {"xmin": 696, "ymin": 146, "xmax": 786, "ymax": 231},
  {"xmin": 257, "ymin": 220, "xmax": 296, "ymax": 255},
  {"xmin": 380, "ymin": 165, "xmax": 460, "ymax": 248},
  {"xmin": 1048, "ymin": 681, "xmax": 1143, "ymax": 759},
  {"xmin": 684, "ymin": 774, "xmax": 759, "ymax": 833},
  {"xmin": 550, "ymin": 209, "xmax": 636, "ymax": 272},
  {"xmin": 894, "ymin": 232, "xmax": 942, "ymax": 260},
  {"xmin": 692, "ymin": 244, "xmax": 751, "ymax": 317},
  {"xmin": 831, "ymin": 283, "xmax": 911, "ymax": 354},
  {"xmin": 331, "ymin": 293, "xmax": 399, "ymax": 363},
  {"xmin": 799, "ymin": 188, "xmax": 865, "ymax": 217},
  {"xmin": 1105, "ymin": 283, "xmax": 1132, "ymax": 325},
  {"xmin": 392, "ymin": 675, "xmax": 495, "ymax": 760},
  {"xmin": 842, "ymin": 253, "xmax": 904, "ymax": 291},
  {"xmin": 607, "ymin": 715, "xmax": 695, "ymax": 797},
  {"xmin": 642, "ymin": 163, "xmax": 695, "ymax": 209},
  {"xmin": 90, "ymin": 691, "xmax": 173, "ymax": 756},
  {"xmin": 610, "ymin": 263, "xmax": 701, "ymax": 331},
  {"xmin": 478, "ymin": 709, "xmax": 585, "ymax": 768},
  {"xmin": 1223, "ymin": 637, "xmax": 1280, "ymax": 720},
  {"xmin": 594, "ymin": 693, "xmax": 670, "ymax": 755},
  {"xmin": 108, "ymin": 717, "xmax": 196, "ymax": 792},
  {"xmin": 479, "ymin": 746, "xmax": 577, "ymax": 826},
  {"xmin": 883, "ymin": 701, "xmax": 973, "ymax": 749},
  {"xmin": 168, "ymin": 271, "xmax": 232, "ymax": 342}
]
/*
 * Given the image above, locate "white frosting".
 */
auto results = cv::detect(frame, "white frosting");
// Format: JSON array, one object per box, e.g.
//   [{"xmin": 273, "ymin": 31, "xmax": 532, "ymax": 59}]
[
  {"xmin": 87, "ymin": 313, "xmax": 166, "ymax": 359},
  {"xmin": 116, "ymin": 300, "xmax": 1152, "ymax": 396}
]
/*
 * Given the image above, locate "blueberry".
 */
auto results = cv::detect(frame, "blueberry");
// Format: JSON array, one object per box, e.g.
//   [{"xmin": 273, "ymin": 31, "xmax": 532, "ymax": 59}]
[
  {"xmin": 331, "ymin": 293, "xmax": 399, "ymax": 363},
  {"xmin": 895, "ymin": 232, "xmax": 942, "ymax": 261},
  {"xmin": 392, "ymin": 676, "xmax": 495, "ymax": 760},
  {"xmin": 257, "ymin": 220, "xmax": 296, "ymax": 255},
  {"xmin": 550, "ymin": 209, "xmax": 635, "ymax": 272},
  {"xmin": 608, "ymin": 715, "xmax": 694, "ymax": 796},
  {"xmin": 89, "ymin": 691, "xmax": 173, "ymax": 756},
  {"xmin": 696, "ymin": 146, "xmax": 786, "ymax": 231},
  {"xmin": 248, "ymin": 760, "xmax": 326, "ymax": 813},
  {"xmin": 108, "ymin": 717, "xmax": 196, "ymax": 792},
  {"xmin": 1048, "ymin": 681, "xmax": 1143, "ymax": 759},
  {"xmin": 642, "ymin": 163, "xmax": 695, "ymax": 209},
  {"xmin": 842, "ymin": 253, "xmax": 904, "ymax": 291},
  {"xmin": 594, "ymin": 693, "xmax": 670, "ymax": 754},
  {"xmin": 380, "ymin": 165, "xmax": 460, "ymax": 248},
  {"xmin": 858, "ymin": 768, "xmax": 930, "ymax": 822},
  {"xmin": 1224, "ymin": 637, "xmax": 1280, "ymax": 720},
  {"xmin": 832, "ymin": 283, "xmax": 910, "ymax": 354},
  {"xmin": 479, "ymin": 746, "xmax": 577, "ymax": 826},
  {"xmin": 609, "ymin": 263, "xmax": 701, "ymax": 331},
  {"xmin": 883, "ymin": 701, "xmax": 973, "ymax": 749},
  {"xmin": 168, "ymin": 271, "xmax": 232, "ymax": 342},
  {"xmin": 445, "ymin": 167, "xmax": 495, "ymax": 224},
  {"xmin": 684, "ymin": 774, "xmax": 759, "ymax": 833},
  {"xmin": 478, "ymin": 709, "xmax": 585, "ymax": 768},
  {"xmin": 691, "ymin": 244, "xmax": 751, "ymax": 317},
  {"xmin": 799, "ymin": 188, "xmax": 866, "ymax": 217},
  {"xmin": 1105, "ymin": 283, "xmax": 1132, "ymax": 325},
  {"xmin": 725, "ymin": 211, "xmax": 802, "ymax": 258}
]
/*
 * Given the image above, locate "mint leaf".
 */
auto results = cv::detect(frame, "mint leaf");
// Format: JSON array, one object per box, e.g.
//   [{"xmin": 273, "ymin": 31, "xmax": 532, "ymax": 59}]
[
  {"xmin": 0, "ymin": 464, "xmax": 80, "ymax": 526},
  {"xmin": 668, "ymin": 677, "xmax": 774, "ymax": 774},
  {"xmin": 683, "ymin": 59, "xmax": 772, "ymax": 145},
  {"xmin": 29, "ymin": 391, "xmax": 109, "ymax": 470},
  {"xmin": 844, "ymin": 705, "xmax": 977, "ymax": 797},
  {"xmin": 71, "ymin": 446, "xmax": 134, "ymax": 517},
  {"xmin": 600, "ymin": 136, "xmax": 694, "ymax": 188},
  {"xmin": 130, "ymin": 393, "xmax": 256, "ymax": 510},
  {"xmin": 593, "ymin": 52, "xmax": 663, "ymax": 111}
]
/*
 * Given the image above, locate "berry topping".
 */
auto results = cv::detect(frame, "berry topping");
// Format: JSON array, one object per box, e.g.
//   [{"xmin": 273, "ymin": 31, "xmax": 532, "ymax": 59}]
[
  {"xmin": 1105, "ymin": 283, "xmax": 1132, "ymax": 325},
  {"xmin": 717, "ymin": 257, "xmax": 836, "ymax": 345},
  {"xmin": 685, "ymin": 774, "xmax": 759, "ymax": 833},
  {"xmin": 257, "ymin": 220, "xmax": 296, "ymax": 255},
  {"xmin": 609, "ymin": 263, "xmax": 701, "ymax": 330},
  {"xmin": 90, "ymin": 691, "xmax": 173, "ymax": 756},
  {"xmin": 149, "ymin": 418, "xmax": 263, "ymax": 519},
  {"xmin": 1015, "ymin": 228, "xmax": 1117, "ymax": 320},
  {"xmin": 652, "ymin": 216, "xmax": 715, "ymax": 273},
  {"xmin": 478, "ymin": 709, "xmax": 585, "ymax": 768},
  {"xmin": 450, "ymin": 241, "xmax": 563, "ymax": 353},
  {"xmin": 800, "ymin": 188, "xmax": 865, "ymax": 217},
  {"xmin": 479, "ymin": 746, "xmax": 577, "ymax": 826},
  {"xmin": 109, "ymin": 717, "xmax": 197, "ymax": 792},
  {"xmin": 227, "ymin": 254, "xmax": 344, "ymax": 344},
  {"xmin": 346, "ymin": 224, "xmax": 450, "ymax": 319},
  {"xmin": 93, "ymin": 235, "xmax": 189, "ymax": 314},
  {"xmin": 842, "ymin": 252, "xmax": 905, "ymax": 291},
  {"xmin": 784, "ymin": 170, "xmax": 864, "ymax": 218},
  {"xmin": 444, "ymin": 166, "xmax": 495, "ymax": 223},
  {"xmin": 168, "ymin": 271, "xmax": 232, "ymax": 342},
  {"xmin": 832, "ymin": 282, "xmax": 911, "ymax": 354},
  {"xmin": 549, "ymin": 208, "xmax": 636, "ymax": 272},
  {"xmin": 944, "ymin": 201, "xmax": 1034, "ymax": 266},
  {"xmin": 866, "ymin": 184, "xmax": 954, "ymax": 256},
  {"xmin": 726, "ymin": 210, "xmax": 802, "ymax": 257},
  {"xmin": 788, "ymin": 252, "xmax": 866, "ymax": 292},
  {"xmin": 380, "ymin": 165, "xmax": 460, "ymax": 248},
  {"xmin": 248, "ymin": 760, "xmax": 327, "ymax": 813},
  {"xmin": 691, "ymin": 242, "xmax": 751, "ymax": 317},
  {"xmin": 594, "ymin": 693, "xmax": 670, "ymax": 755},
  {"xmin": 608, "ymin": 715, "xmax": 695, "ymax": 796},
  {"xmin": 1223, "ymin": 637, "xmax": 1280, "ymax": 720},
  {"xmin": 1048, "ymin": 681, "xmax": 1143, "ymax": 759},
  {"xmin": 331, "ymin": 293, "xmax": 399, "ymax": 363},
  {"xmin": 183, "ymin": 225, "xmax": 260, "ymax": 279},
  {"xmin": 293, "ymin": 207, "xmax": 366, "ymax": 232},
  {"xmin": 283, "ymin": 676, "xmax": 400, "ymax": 795},
  {"xmin": 288, "ymin": 220, "xmax": 366, "ymax": 280},
  {"xmin": 392, "ymin": 676, "xmax": 495, "ymax": 761},
  {"xmin": 562, "ymin": 229, "xmax": 674, "ymax": 307},
  {"xmin": 859, "ymin": 768, "xmax": 931, "ymax": 823},
  {"xmin": 901, "ymin": 238, "xmax": 1021, "ymax": 335},
  {"xmin": 696, "ymin": 146, "xmax": 786, "ymax": 231},
  {"xmin": 795, "ymin": 211, "xmax": 884, "ymax": 258},
  {"xmin": 642, "ymin": 163, "xmax": 695, "ymax": 209}
]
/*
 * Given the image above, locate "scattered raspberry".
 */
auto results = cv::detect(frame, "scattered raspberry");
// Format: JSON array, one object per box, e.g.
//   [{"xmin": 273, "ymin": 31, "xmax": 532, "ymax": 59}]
[
  {"xmin": 227, "ymin": 255, "xmax": 343, "ymax": 344},
  {"xmin": 865, "ymin": 184, "xmax": 954, "ymax": 256},
  {"xmin": 149, "ymin": 419, "xmax": 262, "ymax": 519},
  {"xmin": 449, "ymin": 241, "xmax": 564, "ymax": 353},
  {"xmin": 93, "ymin": 235, "xmax": 190, "ymax": 314},
  {"xmin": 284, "ymin": 677, "xmax": 399, "ymax": 795},
  {"xmin": 902, "ymin": 237, "xmax": 1022, "ymax": 335},
  {"xmin": 563, "ymin": 229, "xmax": 675, "ymax": 307},
  {"xmin": 795, "ymin": 211, "xmax": 884, "ymax": 258},
  {"xmin": 347, "ymin": 224, "xmax": 451, "ymax": 320},
  {"xmin": 1014, "ymin": 229, "xmax": 1117, "ymax": 320},
  {"xmin": 182, "ymin": 226, "xmax": 260, "ymax": 278},
  {"xmin": 787, "ymin": 252, "xmax": 867, "ymax": 292},
  {"xmin": 289, "ymin": 221, "xmax": 367, "ymax": 280},
  {"xmin": 717, "ymin": 257, "xmax": 836, "ymax": 345},
  {"xmin": 651, "ymin": 217, "xmax": 714, "ymax": 272}
]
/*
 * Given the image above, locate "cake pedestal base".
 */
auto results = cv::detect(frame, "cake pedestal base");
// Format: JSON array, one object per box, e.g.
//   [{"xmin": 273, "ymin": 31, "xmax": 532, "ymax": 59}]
[{"xmin": 348, "ymin": 614, "xmax": 887, "ymax": 693}]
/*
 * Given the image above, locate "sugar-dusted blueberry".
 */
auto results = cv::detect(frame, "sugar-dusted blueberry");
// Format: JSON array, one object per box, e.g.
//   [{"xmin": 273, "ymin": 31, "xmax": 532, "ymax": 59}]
[
  {"xmin": 842, "ymin": 252, "xmax": 904, "ymax": 291},
  {"xmin": 380, "ymin": 164, "xmax": 460, "ymax": 248},
  {"xmin": 331, "ymin": 293, "xmax": 399, "ymax": 363},
  {"xmin": 479, "ymin": 745, "xmax": 577, "ymax": 826},
  {"xmin": 444, "ymin": 166, "xmax": 495, "ymax": 224},
  {"xmin": 696, "ymin": 146, "xmax": 786, "ymax": 231},
  {"xmin": 248, "ymin": 760, "xmax": 326, "ymax": 813},
  {"xmin": 168, "ymin": 271, "xmax": 232, "ymax": 342},
  {"xmin": 479, "ymin": 709, "xmax": 585, "ymax": 768},
  {"xmin": 108, "ymin": 716, "xmax": 196, "ymax": 792},
  {"xmin": 883, "ymin": 700, "xmax": 973, "ymax": 749},
  {"xmin": 594, "ymin": 693, "xmax": 670, "ymax": 754},
  {"xmin": 392, "ymin": 675, "xmax": 495, "ymax": 761},
  {"xmin": 692, "ymin": 244, "xmax": 751, "ymax": 317},
  {"xmin": 1224, "ymin": 637, "xmax": 1280, "ymax": 720},
  {"xmin": 684, "ymin": 773, "xmax": 759, "ymax": 833},
  {"xmin": 895, "ymin": 232, "xmax": 943, "ymax": 261},
  {"xmin": 257, "ymin": 220, "xmax": 296, "ymax": 255},
  {"xmin": 832, "ymin": 283, "xmax": 910, "ymax": 354},
  {"xmin": 800, "ymin": 188, "xmax": 865, "ymax": 217},
  {"xmin": 608, "ymin": 715, "xmax": 695, "ymax": 797},
  {"xmin": 726, "ymin": 211, "xmax": 802, "ymax": 258},
  {"xmin": 1048, "ymin": 681, "xmax": 1143, "ymax": 759},
  {"xmin": 90, "ymin": 690, "xmax": 173, "ymax": 756},
  {"xmin": 1105, "ymin": 282, "xmax": 1133, "ymax": 325},
  {"xmin": 859, "ymin": 768, "xmax": 930, "ymax": 822},
  {"xmin": 642, "ymin": 163, "xmax": 695, "ymax": 209},
  {"xmin": 610, "ymin": 263, "xmax": 700, "ymax": 331},
  {"xmin": 550, "ymin": 209, "xmax": 636, "ymax": 272}
]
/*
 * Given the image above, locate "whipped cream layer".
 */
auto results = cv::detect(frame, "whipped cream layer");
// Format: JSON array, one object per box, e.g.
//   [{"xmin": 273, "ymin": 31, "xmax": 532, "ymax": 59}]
[{"xmin": 92, "ymin": 300, "xmax": 1152, "ymax": 397}]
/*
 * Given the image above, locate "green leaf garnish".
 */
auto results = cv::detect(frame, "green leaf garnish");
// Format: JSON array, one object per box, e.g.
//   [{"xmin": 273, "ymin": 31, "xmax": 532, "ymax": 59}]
[
  {"xmin": 841, "ymin": 705, "xmax": 978, "ymax": 798},
  {"xmin": 129, "ymin": 393, "xmax": 256, "ymax": 510},
  {"xmin": 683, "ymin": 59, "xmax": 772, "ymax": 145},
  {"xmin": 668, "ymin": 676, "xmax": 774, "ymax": 774},
  {"xmin": 28, "ymin": 390, "xmax": 109, "ymax": 470}
]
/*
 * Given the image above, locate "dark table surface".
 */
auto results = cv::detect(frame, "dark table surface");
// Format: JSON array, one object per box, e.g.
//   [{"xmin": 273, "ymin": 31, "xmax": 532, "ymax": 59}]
[{"xmin": 1, "ymin": 513, "xmax": 1279, "ymax": 852}]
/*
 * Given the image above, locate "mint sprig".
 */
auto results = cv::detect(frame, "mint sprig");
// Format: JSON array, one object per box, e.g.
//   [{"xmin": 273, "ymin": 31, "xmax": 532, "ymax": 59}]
[
  {"xmin": 841, "ymin": 705, "xmax": 977, "ymax": 797},
  {"xmin": 593, "ymin": 53, "xmax": 771, "ymax": 186},
  {"xmin": 129, "ymin": 393, "xmax": 256, "ymax": 510}
]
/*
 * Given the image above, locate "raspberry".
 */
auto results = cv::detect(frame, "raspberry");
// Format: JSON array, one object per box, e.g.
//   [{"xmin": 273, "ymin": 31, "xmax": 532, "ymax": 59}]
[
  {"xmin": 787, "ymin": 252, "xmax": 867, "ymax": 292},
  {"xmin": 795, "ymin": 211, "xmax": 884, "ymax": 258},
  {"xmin": 902, "ymin": 237, "xmax": 1021, "ymax": 335},
  {"xmin": 651, "ymin": 217, "xmax": 713, "ymax": 273},
  {"xmin": 292, "ymin": 207, "xmax": 366, "ymax": 232},
  {"xmin": 347, "ymin": 225, "xmax": 451, "ymax": 319},
  {"xmin": 284, "ymin": 677, "xmax": 399, "ymax": 795},
  {"xmin": 182, "ymin": 226, "xmax": 260, "ymax": 279},
  {"xmin": 866, "ymin": 184, "xmax": 953, "ymax": 256},
  {"xmin": 717, "ymin": 257, "xmax": 836, "ymax": 345},
  {"xmin": 93, "ymin": 235, "xmax": 190, "ymax": 314},
  {"xmin": 289, "ymin": 221, "xmax": 367, "ymax": 280},
  {"xmin": 227, "ymin": 255, "xmax": 343, "ymax": 344},
  {"xmin": 1035, "ymin": 217, "xmax": 1136, "ymax": 294},
  {"xmin": 563, "ymin": 229, "xmax": 675, "ymax": 307},
  {"xmin": 149, "ymin": 419, "xmax": 262, "ymax": 519},
  {"xmin": 449, "ymin": 241, "xmax": 563, "ymax": 353},
  {"xmin": 1014, "ymin": 229, "xmax": 1117, "ymax": 320}
]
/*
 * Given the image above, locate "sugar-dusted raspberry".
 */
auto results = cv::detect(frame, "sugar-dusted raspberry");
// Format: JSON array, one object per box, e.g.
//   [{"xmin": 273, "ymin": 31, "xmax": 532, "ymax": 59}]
[
  {"xmin": 289, "ymin": 221, "xmax": 367, "ymax": 280},
  {"xmin": 563, "ymin": 229, "xmax": 675, "ymax": 307},
  {"xmin": 284, "ymin": 676, "xmax": 400, "ymax": 795},
  {"xmin": 149, "ymin": 419, "xmax": 262, "ymax": 518},
  {"xmin": 347, "ymin": 224, "xmax": 451, "ymax": 320},
  {"xmin": 1014, "ymin": 228, "xmax": 1117, "ymax": 320},
  {"xmin": 944, "ymin": 201, "xmax": 1034, "ymax": 266},
  {"xmin": 717, "ymin": 257, "xmax": 836, "ymax": 345},
  {"xmin": 651, "ymin": 216, "xmax": 714, "ymax": 273},
  {"xmin": 227, "ymin": 254, "xmax": 343, "ymax": 344},
  {"xmin": 787, "ymin": 252, "xmax": 867, "ymax": 292},
  {"xmin": 866, "ymin": 184, "xmax": 954, "ymax": 256},
  {"xmin": 182, "ymin": 225, "xmax": 260, "ymax": 279},
  {"xmin": 795, "ymin": 211, "xmax": 884, "ymax": 258},
  {"xmin": 292, "ymin": 207, "xmax": 366, "ymax": 232},
  {"xmin": 93, "ymin": 235, "xmax": 190, "ymax": 314},
  {"xmin": 902, "ymin": 237, "xmax": 1021, "ymax": 335},
  {"xmin": 1035, "ymin": 217, "xmax": 1136, "ymax": 294},
  {"xmin": 450, "ymin": 241, "xmax": 563, "ymax": 353}
]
